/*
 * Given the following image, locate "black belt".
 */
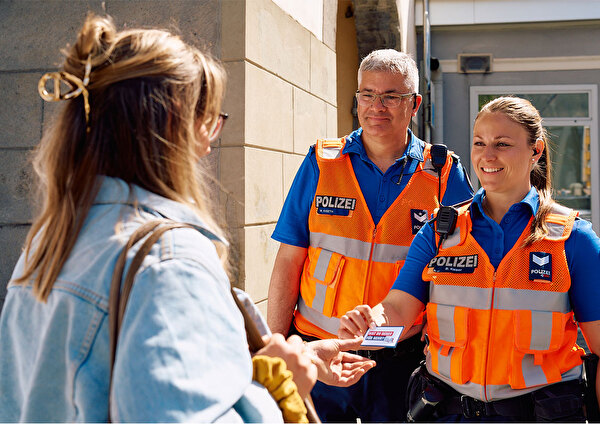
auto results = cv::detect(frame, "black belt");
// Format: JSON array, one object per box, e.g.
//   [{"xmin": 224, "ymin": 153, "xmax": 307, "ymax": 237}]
[
  {"xmin": 348, "ymin": 333, "xmax": 425, "ymax": 361},
  {"xmin": 437, "ymin": 380, "xmax": 585, "ymax": 419},
  {"xmin": 417, "ymin": 365, "xmax": 585, "ymax": 421},
  {"xmin": 439, "ymin": 392, "xmax": 534, "ymax": 419},
  {"xmin": 419, "ymin": 367, "xmax": 535, "ymax": 419}
]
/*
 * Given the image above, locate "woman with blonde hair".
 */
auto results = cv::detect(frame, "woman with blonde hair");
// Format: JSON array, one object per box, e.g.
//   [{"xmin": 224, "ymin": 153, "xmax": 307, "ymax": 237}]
[
  {"xmin": 339, "ymin": 96, "xmax": 600, "ymax": 421},
  {"xmin": 0, "ymin": 14, "xmax": 373, "ymax": 422}
]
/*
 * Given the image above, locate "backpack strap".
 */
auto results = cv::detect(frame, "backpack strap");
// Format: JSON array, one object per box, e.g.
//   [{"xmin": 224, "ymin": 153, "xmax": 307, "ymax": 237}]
[
  {"xmin": 109, "ymin": 220, "xmax": 189, "ymax": 367},
  {"xmin": 108, "ymin": 220, "xmax": 191, "ymax": 420}
]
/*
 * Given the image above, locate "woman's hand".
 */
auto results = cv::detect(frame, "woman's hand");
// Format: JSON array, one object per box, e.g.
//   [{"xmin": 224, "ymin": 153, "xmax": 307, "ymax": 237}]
[
  {"xmin": 338, "ymin": 304, "xmax": 386, "ymax": 339},
  {"xmin": 306, "ymin": 338, "xmax": 376, "ymax": 387},
  {"xmin": 257, "ymin": 333, "xmax": 317, "ymax": 398}
]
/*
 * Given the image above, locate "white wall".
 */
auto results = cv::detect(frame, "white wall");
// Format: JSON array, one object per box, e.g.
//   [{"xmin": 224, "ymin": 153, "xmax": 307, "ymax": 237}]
[{"xmin": 415, "ymin": 0, "xmax": 600, "ymax": 26}]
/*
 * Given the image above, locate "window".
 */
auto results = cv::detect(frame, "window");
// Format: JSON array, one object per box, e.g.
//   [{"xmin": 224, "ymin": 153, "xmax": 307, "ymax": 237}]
[{"xmin": 477, "ymin": 93, "xmax": 589, "ymax": 118}]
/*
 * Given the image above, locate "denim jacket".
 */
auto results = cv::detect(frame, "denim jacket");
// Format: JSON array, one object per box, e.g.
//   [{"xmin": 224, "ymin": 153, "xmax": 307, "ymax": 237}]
[{"xmin": 0, "ymin": 177, "xmax": 282, "ymax": 422}]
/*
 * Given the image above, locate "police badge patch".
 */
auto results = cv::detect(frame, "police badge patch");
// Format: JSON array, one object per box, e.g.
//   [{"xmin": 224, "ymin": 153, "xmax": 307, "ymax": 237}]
[
  {"xmin": 529, "ymin": 252, "xmax": 552, "ymax": 282},
  {"xmin": 428, "ymin": 254, "xmax": 478, "ymax": 273},
  {"xmin": 410, "ymin": 209, "xmax": 429, "ymax": 234},
  {"xmin": 315, "ymin": 195, "xmax": 357, "ymax": 216}
]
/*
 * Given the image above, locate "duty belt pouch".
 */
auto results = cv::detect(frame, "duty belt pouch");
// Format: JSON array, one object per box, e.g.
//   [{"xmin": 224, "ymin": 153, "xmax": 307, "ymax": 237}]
[
  {"xmin": 406, "ymin": 362, "xmax": 446, "ymax": 422},
  {"xmin": 531, "ymin": 380, "xmax": 585, "ymax": 422},
  {"xmin": 583, "ymin": 353, "xmax": 600, "ymax": 421},
  {"xmin": 406, "ymin": 363, "xmax": 427, "ymax": 415}
]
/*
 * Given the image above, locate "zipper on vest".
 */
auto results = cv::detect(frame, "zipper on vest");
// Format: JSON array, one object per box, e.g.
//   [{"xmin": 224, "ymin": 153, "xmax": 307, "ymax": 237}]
[
  {"xmin": 363, "ymin": 226, "xmax": 378, "ymax": 303},
  {"xmin": 483, "ymin": 270, "xmax": 497, "ymax": 401}
]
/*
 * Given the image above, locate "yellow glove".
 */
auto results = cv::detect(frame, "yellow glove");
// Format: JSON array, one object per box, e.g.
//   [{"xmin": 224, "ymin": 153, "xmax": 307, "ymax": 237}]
[{"xmin": 252, "ymin": 355, "xmax": 308, "ymax": 423}]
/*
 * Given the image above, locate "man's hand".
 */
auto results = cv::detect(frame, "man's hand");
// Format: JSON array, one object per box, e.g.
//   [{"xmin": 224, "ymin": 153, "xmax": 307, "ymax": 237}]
[
  {"xmin": 306, "ymin": 338, "xmax": 376, "ymax": 387},
  {"xmin": 257, "ymin": 333, "xmax": 317, "ymax": 398}
]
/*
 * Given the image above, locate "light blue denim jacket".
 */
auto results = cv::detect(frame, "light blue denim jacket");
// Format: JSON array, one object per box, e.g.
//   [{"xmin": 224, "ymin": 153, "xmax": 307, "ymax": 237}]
[{"xmin": 0, "ymin": 177, "xmax": 282, "ymax": 422}]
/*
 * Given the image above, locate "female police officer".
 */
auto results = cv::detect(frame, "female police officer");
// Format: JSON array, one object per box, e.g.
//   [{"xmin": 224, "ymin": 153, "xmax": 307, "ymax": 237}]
[{"xmin": 339, "ymin": 96, "xmax": 600, "ymax": 421}]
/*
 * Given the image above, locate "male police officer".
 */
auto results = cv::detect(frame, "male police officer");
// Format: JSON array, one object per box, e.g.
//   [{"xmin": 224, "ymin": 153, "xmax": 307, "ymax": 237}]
[{"xmin": 267, "ymin": 49, "xmax": 473, "ymax": 422}]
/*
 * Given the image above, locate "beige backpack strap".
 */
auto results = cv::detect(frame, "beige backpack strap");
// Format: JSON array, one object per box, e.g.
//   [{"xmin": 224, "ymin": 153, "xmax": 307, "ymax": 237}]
[
  {"xmin": 108, "ymin": 220, "xmax": 192, "ymax": 420},
  {"xmin": 109, "ymin": 220, "xmax": 190, "ymax": 367}
]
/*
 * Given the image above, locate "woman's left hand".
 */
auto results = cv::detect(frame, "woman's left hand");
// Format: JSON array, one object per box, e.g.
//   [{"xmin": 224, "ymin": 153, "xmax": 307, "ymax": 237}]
[{"xmin": 306, "ymin": 338, "xmax": 376, "ymax": 387}]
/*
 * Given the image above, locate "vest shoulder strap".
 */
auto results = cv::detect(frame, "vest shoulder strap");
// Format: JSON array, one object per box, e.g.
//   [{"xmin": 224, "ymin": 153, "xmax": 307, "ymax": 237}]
[
  {"xmin": 545, "ymin": 202, "xmax": 578, "ymax": 240},
  {"xmin": 438, "ymin": 201, "xmax": 578, "ymax": 248},
  {"xmin": 316, "ymin": 137, "xmax": 346, "ymax": 160},
  {"xmin": 549, "ymin": 202, "xmax": 576, "ymax": 218}
]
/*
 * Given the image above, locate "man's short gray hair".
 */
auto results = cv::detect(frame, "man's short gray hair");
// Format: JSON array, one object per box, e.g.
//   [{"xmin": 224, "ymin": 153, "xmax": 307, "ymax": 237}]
[{"xmin": 359, "ymin": 49, "xmax": 419, "ymax": 93}]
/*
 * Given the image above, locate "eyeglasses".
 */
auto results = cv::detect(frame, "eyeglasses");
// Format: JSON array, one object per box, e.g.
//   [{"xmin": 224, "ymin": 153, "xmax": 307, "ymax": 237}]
[
  {"xmin": 208, "ymin": 112, "xmax": 229, "ymax": 142},
  {"xmin": 355, "ymin": 91, "xmax": 416, "ymax": 108}
]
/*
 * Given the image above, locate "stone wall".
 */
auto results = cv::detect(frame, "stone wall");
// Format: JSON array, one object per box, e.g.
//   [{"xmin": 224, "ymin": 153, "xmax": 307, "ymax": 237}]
[
  {"xmin": 220, "ymin": 0, "xmax": 338, "ymax": 317},
  {"xmin": 352, "ymin": 0, "xmax": 402, "ymax": 60}
]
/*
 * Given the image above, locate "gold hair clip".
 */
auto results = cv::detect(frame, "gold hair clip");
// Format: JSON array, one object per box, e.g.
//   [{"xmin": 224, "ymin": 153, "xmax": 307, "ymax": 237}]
[{"xmin": 38, "ymin": 55, "xmax": 92, "ymax": 130}]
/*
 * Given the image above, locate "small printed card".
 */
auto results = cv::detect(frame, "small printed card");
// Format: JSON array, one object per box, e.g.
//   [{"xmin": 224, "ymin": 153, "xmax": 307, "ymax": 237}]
[{"xmin": 360, "ymin": 326, "xmax": 404, "ymax": 348}]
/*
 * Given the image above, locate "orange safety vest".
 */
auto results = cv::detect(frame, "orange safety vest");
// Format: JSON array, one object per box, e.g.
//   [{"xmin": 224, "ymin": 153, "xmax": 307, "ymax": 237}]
[
  {"xmin": 422, "ymin": 202, "xmax": 584, "ymax": 401},
  {"xmin": 294, "ymin": 137, "xmax": 453, "ymax": 339}
]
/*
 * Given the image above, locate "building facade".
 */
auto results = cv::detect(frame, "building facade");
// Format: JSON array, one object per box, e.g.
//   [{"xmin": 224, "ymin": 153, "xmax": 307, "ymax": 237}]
[{"xmin": 414, "ymin": 0, "xmax": 600, "ymax": 233}]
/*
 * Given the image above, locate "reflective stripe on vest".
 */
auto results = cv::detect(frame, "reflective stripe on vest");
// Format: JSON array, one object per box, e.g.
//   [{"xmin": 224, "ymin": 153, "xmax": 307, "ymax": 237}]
[
  {"xmin": 310, "ymin": 232, "xmax": 410, "ymax": 263},
  {"xmin": 441, "ymin": 229, "xmax": 462, "ymax": 249},
  {"xmin": 426, "ymin": 354, "xmax": 582, "ymax": 401},
  {"xmin": 423, "ymin": 202, "xmax": 583, "ymax": 400},
  {"xmin": 295, "ymin": 138, "xmax": 453, "ymax": 338},
  {"xmin": 430, "ymin": 285, "xmax": 571, "ymax": 313},
  {"xmin": 297, "ymin": 297, "xmax": 341, "ymax": 336}
]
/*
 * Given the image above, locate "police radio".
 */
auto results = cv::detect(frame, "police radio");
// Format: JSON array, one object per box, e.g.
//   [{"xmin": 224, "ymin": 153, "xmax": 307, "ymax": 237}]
[
  {"xmin": 428, "ymin": 144, "xmax": 474, "ymax": 254},
  {"xmin": 435, "ymin": 205, "xmax": 458, "ymax": 236},
  {"xmin": 394, "ymin": 143, "xmax": 449, "ymax": 187},
  {"xmin": 430, "ymin": 144, "xmax": 448, "ymax": 174},
  {"xmin": 432, "ymin": 198, "xmax": 472, "ymax": 255},
  {"xmin": 430, "ymin": 144, "xmax": 448, "ymax": 204}
]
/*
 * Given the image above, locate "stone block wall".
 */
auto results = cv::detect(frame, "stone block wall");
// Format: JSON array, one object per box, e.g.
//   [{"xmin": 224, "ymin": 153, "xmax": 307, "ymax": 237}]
[
  {"xmin": 220, "ymin": 0, "xmax": 338, "ymax": 317},
  {"xmin": 353, "ymin": 0, "xmax": 402, "ymax": 59}
]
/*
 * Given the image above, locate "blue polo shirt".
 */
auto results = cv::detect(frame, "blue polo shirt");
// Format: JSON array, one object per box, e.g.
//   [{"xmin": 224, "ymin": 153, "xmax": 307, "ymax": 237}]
[
  {"xmin": 272, "ymin": 128, "xmax": 474, "ymax": 248},
  {"xmin": 392, "ymin": 187, "xmax": 600, "ymax": 322}
]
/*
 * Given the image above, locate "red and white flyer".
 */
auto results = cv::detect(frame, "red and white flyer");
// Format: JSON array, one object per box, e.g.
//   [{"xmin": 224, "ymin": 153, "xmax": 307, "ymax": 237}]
[{"xmin": 360, "ymin": 326, "xmax": 404, "ymax": 348}]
